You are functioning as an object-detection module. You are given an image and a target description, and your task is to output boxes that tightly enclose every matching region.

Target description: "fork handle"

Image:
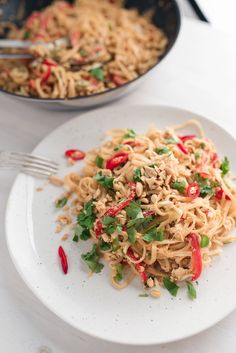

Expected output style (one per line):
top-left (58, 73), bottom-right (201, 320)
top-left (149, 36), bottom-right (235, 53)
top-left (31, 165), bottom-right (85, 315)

top-left (0, 39), bottom-right (32, 49)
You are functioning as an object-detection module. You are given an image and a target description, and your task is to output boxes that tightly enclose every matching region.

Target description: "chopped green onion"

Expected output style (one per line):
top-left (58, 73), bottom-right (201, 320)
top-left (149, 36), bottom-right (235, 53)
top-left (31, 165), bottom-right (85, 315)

top-left (154, 147), bottom-right (169, 155)
top-left (186, 281), bottom-right (197, 300)
top-left (124, 129), bottom-right (136, 139)
top-left (90, 67), bottom-right (104, 81)
top-left (95, 155), bottom-right (104, 168)
top-left (171, 180), bottom-right (187, 193)
top-left (200, 235), bottom-right (209, 248)
top-left (163, 277), bottom-right (179, 297)
top-left (55, 197), bottom-right (68, 208)
top-left (112, 237), bottom-right (120, 251)
top-left (114, 144), bottom-right (124, 151)
top-left (139, 293), bottom-right (149, 297)
top-left (115, 264), bottom-right (124, 282)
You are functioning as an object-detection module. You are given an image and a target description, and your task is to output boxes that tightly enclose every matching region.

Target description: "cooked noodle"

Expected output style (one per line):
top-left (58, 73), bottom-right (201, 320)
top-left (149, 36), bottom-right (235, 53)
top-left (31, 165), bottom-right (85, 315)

top-left (55, 120), bottom-right (236, 295)
top-left (0, 0), bottom-right (168, 98)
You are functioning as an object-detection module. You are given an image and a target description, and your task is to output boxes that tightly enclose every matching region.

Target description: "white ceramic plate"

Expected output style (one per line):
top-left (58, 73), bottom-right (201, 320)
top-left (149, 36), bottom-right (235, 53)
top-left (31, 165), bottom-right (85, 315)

top-left (5, 105), bottom-right (236, 346)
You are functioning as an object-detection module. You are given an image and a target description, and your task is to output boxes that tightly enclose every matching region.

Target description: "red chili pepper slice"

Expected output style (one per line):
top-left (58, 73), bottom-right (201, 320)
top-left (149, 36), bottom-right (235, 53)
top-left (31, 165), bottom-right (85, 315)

top-left (95, 219), bottom-right (103, 238)
top-left (42, 65), bottom-right (51, 82)
top-left (123, 140), bottom-right (140, 147)
top-left (177, 143), bottom-right (188, 155)
top-left (225, 195), bottom-right (231, 200)
top-left (40, 15), bottom-right (52, 31)
top-left (104, 182), bottom-right (136, 217)
top-left (188, 233), bottom-right (202, 281)
top-left (143, 210), bottom-right (155, 217)
top-left (215, 187), bottom-right (224, 200)
top-left (43, 58), bottom-right (58, 67)
top-left (199, 172), bottom-right (210, 179)
top-left (58, 246), bottom-right (68, 274)
top-left (187, 182), bottom-right (200, 200)
top-left (112, 74), bottom-right (126, 86)
top-left (106, 152), bottom-right (129, 170)
top-left (127, 248), bottom-right (147, 283)
top-left (179, 135), bottom-right (196, 142)
top-left (211, 152), bottom-right (220, 168)
top-left (65, 149), bottom-right (85, 161)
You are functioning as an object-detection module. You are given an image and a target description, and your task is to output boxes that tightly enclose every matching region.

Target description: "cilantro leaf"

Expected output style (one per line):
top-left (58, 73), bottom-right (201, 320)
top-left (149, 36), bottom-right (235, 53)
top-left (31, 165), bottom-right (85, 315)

top-left (102, 216), bottom-right (116, 225)
top-left (171, 180), bottom-right (187, 193)
top-left (95, 155), bottom-right (104, 168)
top-left (99, 239), bottom-right (112, 252)
top-left (154, 147), bottom-right (169, 155)
top-left (112, 237), bottom-right (120, 251)
top-left (116, 224), bottom-right (123, 234)
top-left (80, 229), bottom-right (91, 240)
top-left (73, 224), bottom-right (91, 241)
top-left (220, 157), bottom-right (230, 176)
top-left (186, 281), bottom-right (197, 300)
top-left (143, 228), bottom-right (164, 242)
top-left (133, 168), bottom-right (142, 182)
top-left (195, 174), bottom-right (215, 198)
top-left (126, 201), bottom-right (143, 219)
top-left (115, 264), bottom-right (124, 282)
top-left (95, 172), bottom-right (114, 189)
top-left (79, 48), bottom-right (87, 57)
top-left (194, 152), bottom-right (201, 159)
top-left (104, 224), bottom-right (116, 234)
top-left (81, 244), bottom-right (104, 273)
top-left (200, 235), bottom-right (209, 248)
top-left (55, 197), bottom-right (68, 208)
top-left (90, 67), bottom-right (104, 81)
top-left (72, 234), bottom-right (79, 242)
top-left (123, 129), bottom-right (136, 139)
top-left (163, 277), bottom-right (179, 297)
top-left (127, 226), bottom-right (136, 244)
top-left (114, 144), bottom-right (124, 151)
top-left (77, 200), bottom-right (96, 229)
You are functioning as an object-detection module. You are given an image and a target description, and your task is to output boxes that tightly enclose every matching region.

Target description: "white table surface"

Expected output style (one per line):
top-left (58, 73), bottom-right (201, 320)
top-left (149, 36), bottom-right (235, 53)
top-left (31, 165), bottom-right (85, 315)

top-left (1, 16), bottom-right (236, 353)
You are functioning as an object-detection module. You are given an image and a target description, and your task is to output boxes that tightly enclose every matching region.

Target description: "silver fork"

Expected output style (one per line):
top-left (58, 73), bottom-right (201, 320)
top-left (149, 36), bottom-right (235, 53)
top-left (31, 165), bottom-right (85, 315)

top-left (0, 151), bottom-right (59, 178)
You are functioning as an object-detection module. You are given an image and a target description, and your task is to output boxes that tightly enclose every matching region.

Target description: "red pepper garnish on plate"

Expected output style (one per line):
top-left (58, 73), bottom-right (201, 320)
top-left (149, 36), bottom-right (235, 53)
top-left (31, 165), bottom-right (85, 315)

top-left (95, 219), bottom-right (103, 238)
top-left (43, 58), bottom-right (58, 67)
top-left (112, 74), bottom-right (126, 86)
top-left (42, 65), bottom-right (52, 82)
top-left (65, 149), bottom-right (85, 161)
top-left (104, 182), bottom-right (136, 217)
top-left (58, 246), bottom-right (68, 274)
top-left (179, 135), bottom-right (196, 143)
top-left (106, 152), bottom-right (129, 170)
top-left (177, 143), bottom-right (188, 155)
top-left (188, 233), bottom-right (202, 281)
top-left (127, 248), bottom-right (147, 283)
top-left (187, 182), bottom-right (200, 200)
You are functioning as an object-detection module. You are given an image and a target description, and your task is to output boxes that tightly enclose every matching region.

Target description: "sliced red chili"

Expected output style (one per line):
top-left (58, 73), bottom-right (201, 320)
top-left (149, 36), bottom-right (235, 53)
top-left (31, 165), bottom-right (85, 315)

top-left (179, 135), bottom-right (196, 142)
top-left (127, 248), bottom-right (147, 283)
top-left (112, 74), bottom-right (126, 86)
top-left (143, 210), bottom-right (155, 217)
top-left (106, 152), bottom-right (129, 170)
top-left (42, 65), bottom-right (51, 82)
top-left (58, 246), bottom-right (68, 274)
top-left (225, 195), bottom-right (231, 201)
top-left (215, 187), bottom-right (224, 200)
top-left (123, 140), bottom-right (140, 147)
top-left (104, 182), bottom-right (136, 217)
top-left (188, 233), bottom-right (202, 281)
top-left (43, 58), bottom-right (58, 67)
top-left (187, 182), bottom-right (200, 200)
top-left (65, 149), bottom-right (85, 161)
top-left (177, 143), bottom-right (188, 155)
top-left (95, 219), bottom-right (103, 238)
top-left (199, 172), bottom-right (210, 179)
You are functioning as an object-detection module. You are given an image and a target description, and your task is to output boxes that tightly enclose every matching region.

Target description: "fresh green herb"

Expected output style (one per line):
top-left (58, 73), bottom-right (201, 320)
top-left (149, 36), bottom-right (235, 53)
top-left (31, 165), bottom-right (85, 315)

top-left (116, 224), bottom-right (123, 234)
top-left (79, 48), bottom-right (87, 57)
top-left (90, 67), bottom-right (104, 81)
top-left (171, 180), bottom-right (187, 193)
top-left (77, 200), bottom-right (96, 229)
top-left (126, 201), bottom-right (143, 220)
top-left (212, 181), bottom-right (221, 188)
top-left (195, 174), bottom-right (215, 198)
top-left (154, 147), bottom-right (169, 155)
top-left (99, 239), bottom-right (112, 252)
top-left (200, 142), bottom-right (205, 149)
top-left (143, 228), bottom-right (164, 242)
top-left (23, 31), bottom-right (31, 39)
top-left (123, 129), bottom-right (136, 139)
top-left (115, 264), bottom-right (124, 282)
top-left (186, 281), bottom-right (197, 300)
top-left (112, 237), bottom-right (120, 251)
top-left (55, 197), bottom-right (68, 208)
top-left (200, 235), bottom-right (209, 248)
top-left (104, 224), bottom-right (116, 235)
top-left (81, 244), bottom-right (104, 273)
top-left (80, 229), bottom-right (91, 240)
top-left (127, 227), bottom-right (136, 244)
top-left (163, 277), bottom-right (179, 297)
top-left (95, 155), bottom-right (104, 168)
top-left (194, 152), bottom-right (201, 159)
top-left (133, 168), bottom-right (142, 182)
top-left (220, 157), bottom-right (230, 176)
top-left (102, 216), bottom-right (116, 225)
top-left (114, 144), bottom-right (124, 151)
top-left (95, 172), bottom-right (114, 189)
top-left (72, 234), bottom-right (79, 242)
top-left (139, 293), bottom-right (149, 297)
top-left (165, 138), bottom-right (178, 144)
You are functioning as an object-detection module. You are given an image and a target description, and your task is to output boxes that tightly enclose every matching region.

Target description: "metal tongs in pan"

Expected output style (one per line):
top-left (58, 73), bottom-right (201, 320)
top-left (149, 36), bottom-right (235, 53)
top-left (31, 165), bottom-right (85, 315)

top-left (0, 38), bottom-right (69, 59)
